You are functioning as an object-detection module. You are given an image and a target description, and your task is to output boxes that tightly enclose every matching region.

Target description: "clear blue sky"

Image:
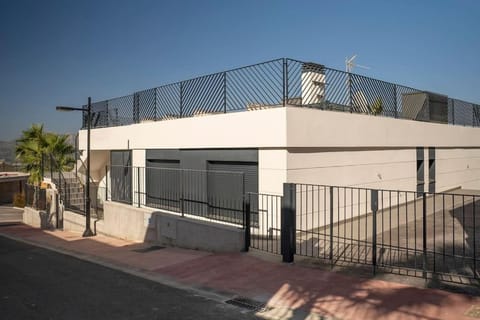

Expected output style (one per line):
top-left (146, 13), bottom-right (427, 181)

top-left (1, 0), bottom-right (479, 141)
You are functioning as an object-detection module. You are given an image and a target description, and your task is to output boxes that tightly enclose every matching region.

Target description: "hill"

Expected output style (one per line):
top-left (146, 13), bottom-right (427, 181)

top-left (0, 140), bottom-right (16, 163)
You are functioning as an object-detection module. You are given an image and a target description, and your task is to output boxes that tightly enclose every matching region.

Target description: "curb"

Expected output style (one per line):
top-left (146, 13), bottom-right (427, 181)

top-left (0, 232), bottom-right (233, 304)
top-left (0, 231), bottom-right (336, 320)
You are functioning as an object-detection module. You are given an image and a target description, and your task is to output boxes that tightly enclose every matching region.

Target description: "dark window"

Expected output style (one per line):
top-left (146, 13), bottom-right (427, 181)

top-left (428, 147), bottom-right (436, 193)
top-left (110, 150), bottom-right (132, 204)
top-left (416, 147), bottom-right (424, 195)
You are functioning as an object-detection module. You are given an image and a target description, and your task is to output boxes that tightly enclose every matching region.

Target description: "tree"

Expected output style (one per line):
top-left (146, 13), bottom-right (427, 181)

top-left (15, 124), bottom-right (75, 185)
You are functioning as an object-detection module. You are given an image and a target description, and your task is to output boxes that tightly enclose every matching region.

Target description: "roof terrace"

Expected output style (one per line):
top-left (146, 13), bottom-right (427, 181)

top-left (82, 58), bottom-right (480, 129)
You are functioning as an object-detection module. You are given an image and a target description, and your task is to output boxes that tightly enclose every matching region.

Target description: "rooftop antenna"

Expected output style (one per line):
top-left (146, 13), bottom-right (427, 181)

top-left (345, 55), bottom-right (370, 112)
top-left (345, 54), bottom-right (370, 73)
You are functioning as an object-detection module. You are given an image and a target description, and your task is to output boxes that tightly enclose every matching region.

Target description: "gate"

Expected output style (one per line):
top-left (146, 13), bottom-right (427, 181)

top-left (245, 192), bottom-right (282, 255)
top-left (247, 183), bottom-right (480, 283)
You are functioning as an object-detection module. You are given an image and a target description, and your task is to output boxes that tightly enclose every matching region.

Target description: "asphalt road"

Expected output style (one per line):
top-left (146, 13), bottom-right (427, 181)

top-left (0, 206), bottom-right (22, 225)
top-left (0, 236), bottom-right (258, 320)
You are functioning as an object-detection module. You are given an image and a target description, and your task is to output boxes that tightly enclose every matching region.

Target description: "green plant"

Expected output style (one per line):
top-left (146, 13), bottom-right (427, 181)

top-left (15, 124), bottom-right (75, 185)
top-left (371, 97), bottom-right (383, 115)
top-left (13, 192), bottom-right (26, 208)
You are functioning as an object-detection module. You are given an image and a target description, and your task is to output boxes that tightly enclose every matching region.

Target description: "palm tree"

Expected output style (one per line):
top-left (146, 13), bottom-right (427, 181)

top-left (44, 133), bottom-right (75, 171)
top-left (16, 124), bottom-right (46, 185)
top-left (16, 124), bottom-right (75, 185)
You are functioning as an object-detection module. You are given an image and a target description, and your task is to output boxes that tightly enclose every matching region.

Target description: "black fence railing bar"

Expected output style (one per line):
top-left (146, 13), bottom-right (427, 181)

top-left (25, 184), bottom-right (47, 211)
top-left (44, 153), bottom-right (103, 219)
top-left (79, 58), bottom-right (479, 130)
top-left (246, 192), bottom-right (282, 255)
top-left (107, 165), bottom-right (246, 227)
top-left (288, 183), bottom-right (480, 283)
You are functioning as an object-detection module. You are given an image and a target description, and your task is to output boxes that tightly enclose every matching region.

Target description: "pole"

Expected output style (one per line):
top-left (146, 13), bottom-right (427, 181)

top-left (244, 194), bottom-right (251, 252)
top-left (83, 97), bottom-right (94, 237)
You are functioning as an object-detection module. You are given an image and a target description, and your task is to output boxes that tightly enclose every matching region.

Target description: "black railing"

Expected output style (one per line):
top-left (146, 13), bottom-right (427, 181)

top-left (277, 183), bottom-right (480, 283)
top-left (81, 58), bottom-right (480, 129)
top-left (45, 153), bottom-right (103, 219)
top-left (107, 165), bottom-right (246, 226)
top-left (25, 184), bottom-right (47, 211)
top-left (246, 192), bottom-right (282, 254)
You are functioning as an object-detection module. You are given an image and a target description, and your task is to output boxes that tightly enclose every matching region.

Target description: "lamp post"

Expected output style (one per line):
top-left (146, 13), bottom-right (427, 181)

top-left (56, 97), bottom-right (94, 237)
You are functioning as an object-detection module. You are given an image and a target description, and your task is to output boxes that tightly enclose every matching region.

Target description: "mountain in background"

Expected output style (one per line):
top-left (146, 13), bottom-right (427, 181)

top-left (0, 140), bottom-right (16, 163)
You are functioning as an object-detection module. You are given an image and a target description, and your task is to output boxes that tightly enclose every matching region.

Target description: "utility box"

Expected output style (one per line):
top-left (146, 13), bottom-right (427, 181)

top-left (401, 91), bottom-right (448, 124)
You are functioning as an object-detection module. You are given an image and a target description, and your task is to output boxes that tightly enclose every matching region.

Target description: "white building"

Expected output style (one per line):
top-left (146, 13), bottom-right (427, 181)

top-left (70, 58), bottom-right (480, 246)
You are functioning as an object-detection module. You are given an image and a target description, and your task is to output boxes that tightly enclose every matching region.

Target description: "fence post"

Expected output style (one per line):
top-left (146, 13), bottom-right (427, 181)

top-left (371, 190), bottom-right (378, 275)
top-left (451, 99), bottom-right (455, 125)
top-left (105, 165), bottom-right (108, 201)
top-left (153, 89), bottom-right (157, 121)
top-left (281, 183), bottom-right (296, 263)
top-left (393, 85), bottom-right (398, 118)
top-left (137, 167), bottom-right (141, 208)
top-left (180, 82), bottom-right (184, 117)
top-left (422, 192), bottom-right (427, 279)
top-left (244, 194), bottom-right (251, 252)
top-left (223, 72), bottom-right (227, 113)
top-left (282, 58), bottom-right (287, 106)
top-left (329, 186), bottom-right (334, 268)
top-left (474, 197), bottom-right (477, 278)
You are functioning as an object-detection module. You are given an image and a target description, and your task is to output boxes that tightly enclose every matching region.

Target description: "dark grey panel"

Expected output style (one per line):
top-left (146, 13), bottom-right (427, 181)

top-left (145, 148), bottom-right (258, 224)
top-left (416, 147), bottom-right (424, 160)
top-left (428, 147), bottom-right (436, 193)
top-left (146, 160), bottom-right (181, 211)
top-left (146, 149), bottom-right (258, 171)
top-left (416, 147), bottom-right (424, 194)
top-left (110, 150), bottom-right (132, 204)
top-left (207, 161), bottom-right (258, 224)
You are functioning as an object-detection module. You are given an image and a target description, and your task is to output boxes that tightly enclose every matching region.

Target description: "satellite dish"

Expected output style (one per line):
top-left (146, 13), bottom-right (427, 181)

top-left (345, 55), bottom-right (370, 73)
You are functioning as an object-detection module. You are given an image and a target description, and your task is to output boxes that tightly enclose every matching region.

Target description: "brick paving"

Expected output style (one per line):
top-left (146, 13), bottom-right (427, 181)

top-left (1, 224), bottom-right (480, 320)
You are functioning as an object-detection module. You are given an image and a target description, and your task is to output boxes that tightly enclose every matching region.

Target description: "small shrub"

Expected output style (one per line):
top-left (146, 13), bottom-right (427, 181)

top-left (13, 192), bottom-right (26, 208)
top-left (371, 98), bottom-right (383, 115)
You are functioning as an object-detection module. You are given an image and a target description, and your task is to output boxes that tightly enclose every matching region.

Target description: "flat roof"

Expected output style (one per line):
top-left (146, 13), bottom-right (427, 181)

top-left (0, 172), bottom-right (30, 183)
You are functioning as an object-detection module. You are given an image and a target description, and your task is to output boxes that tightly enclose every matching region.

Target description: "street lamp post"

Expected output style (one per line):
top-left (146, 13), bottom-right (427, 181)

top-left (56, 97), bottom-right (94, 237)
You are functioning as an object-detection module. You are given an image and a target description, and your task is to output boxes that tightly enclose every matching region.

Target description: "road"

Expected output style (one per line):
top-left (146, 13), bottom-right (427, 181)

top-left (0, 236), bottom-right (258, 320)
top-left (0, 206), bottom-right (22, 225)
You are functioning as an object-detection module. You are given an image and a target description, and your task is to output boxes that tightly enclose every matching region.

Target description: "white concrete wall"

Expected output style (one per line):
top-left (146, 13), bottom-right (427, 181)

top-left (79, 107), bottom-right (480, 194)
top-left (287, 148), bottom-right (417, 191)
top-left (436, 148), bottom-right (480, 191)
top-left (79, 107), bottom-right (287, 151)
top-left (258, 149), bottom-right (287, 195)
top-left (95, 201), bottom-right (245, 251)
top-left (286, 107), bottom-right (480, 148)
top-left (76, 107), bottom-right (480, 235)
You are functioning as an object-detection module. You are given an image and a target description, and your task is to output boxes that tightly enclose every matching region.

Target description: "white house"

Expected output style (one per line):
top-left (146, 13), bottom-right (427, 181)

top-left (70, 58), bottom-right (480, 247)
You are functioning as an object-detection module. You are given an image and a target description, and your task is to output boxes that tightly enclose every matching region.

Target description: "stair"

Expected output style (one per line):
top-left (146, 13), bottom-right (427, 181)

top-left (52, 175), bottom-right (86, 214)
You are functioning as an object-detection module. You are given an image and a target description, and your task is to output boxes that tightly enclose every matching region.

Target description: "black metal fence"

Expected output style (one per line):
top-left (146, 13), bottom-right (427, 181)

top-left (246, 192), bottom-right (282, 254)
top-left (25, 184), bottom-right (46, 210)
top-left (107, 165), bottom-right (246, 226)
top-left (82, 58), bottom-right (479, 129)
top-left (45, 153), bottom-right (103, 219)
top-left (251, 183), bottom-right (480, 284)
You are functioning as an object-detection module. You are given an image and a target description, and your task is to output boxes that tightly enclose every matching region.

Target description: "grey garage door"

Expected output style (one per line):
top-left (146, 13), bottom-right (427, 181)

top-left (207, 161), bottom-right (258, 224)
top-left (146, 159), bottom-right (181, 212)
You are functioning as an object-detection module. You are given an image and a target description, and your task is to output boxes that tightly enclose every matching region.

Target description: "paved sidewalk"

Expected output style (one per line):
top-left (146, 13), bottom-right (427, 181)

top-left (1, 224), bottom-right (479, 320)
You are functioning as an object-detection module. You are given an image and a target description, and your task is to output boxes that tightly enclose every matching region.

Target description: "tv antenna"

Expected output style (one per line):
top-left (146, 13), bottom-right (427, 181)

top-left (345, 54), bottom-right (370, 73)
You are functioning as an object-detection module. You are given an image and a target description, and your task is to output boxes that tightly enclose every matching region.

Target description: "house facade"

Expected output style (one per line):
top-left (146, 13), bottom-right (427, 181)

top-left (71, 58), bottom-right (480, 244)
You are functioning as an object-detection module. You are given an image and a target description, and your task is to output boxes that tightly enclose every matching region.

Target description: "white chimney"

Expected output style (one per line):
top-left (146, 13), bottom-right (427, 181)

top-left (301, 63), bottom-right (326, 106)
